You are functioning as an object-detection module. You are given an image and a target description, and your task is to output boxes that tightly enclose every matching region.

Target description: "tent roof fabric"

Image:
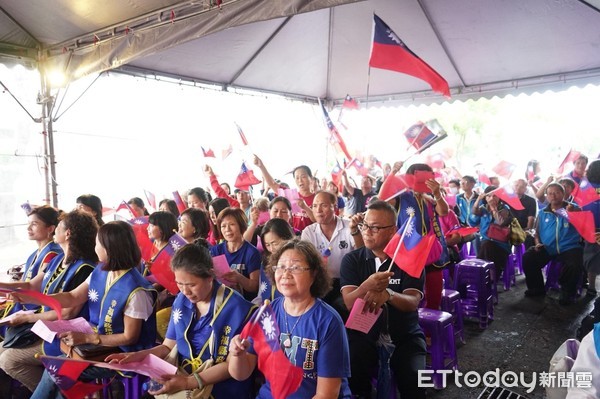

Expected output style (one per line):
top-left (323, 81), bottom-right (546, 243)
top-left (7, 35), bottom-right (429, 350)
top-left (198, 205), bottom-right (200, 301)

top-left (1, 0), bottom-right (600, 105)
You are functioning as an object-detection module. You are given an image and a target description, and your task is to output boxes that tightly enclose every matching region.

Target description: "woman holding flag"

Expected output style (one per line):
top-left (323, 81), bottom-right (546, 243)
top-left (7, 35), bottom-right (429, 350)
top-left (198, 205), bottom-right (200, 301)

top-left (395, 163), bottom-right (449, 310)
top-left (0, 210), bottom-right (97, 393)
top-left (228, 239), bottom-right (352, 399)
top-left (107, 241), bottom-right (255, 399)
top-left (28, 220), bottom-right (157, 399)
top-left (470, 185), bottom-right (513, 281)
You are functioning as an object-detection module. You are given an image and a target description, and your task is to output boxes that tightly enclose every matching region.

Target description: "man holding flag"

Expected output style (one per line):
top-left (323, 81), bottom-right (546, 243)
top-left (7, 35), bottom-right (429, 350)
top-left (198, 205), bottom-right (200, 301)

top-left (340, 200), bottom-right (426, 399)
top-left (523, 183), bottom-right (585, 305)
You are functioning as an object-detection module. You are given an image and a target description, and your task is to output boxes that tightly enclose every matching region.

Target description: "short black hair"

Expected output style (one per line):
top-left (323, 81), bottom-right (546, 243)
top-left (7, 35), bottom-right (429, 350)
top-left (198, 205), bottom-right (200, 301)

top-left (171, 243), bottom-right (214, 279)
top-left (76, 194), bottom-right (104, 226)
top-left (98, 221), bottom-right (141, 271)
top-left (293, 165), bottom-right (313, 179)
top-left (148, 211), bottom-right (178, 242)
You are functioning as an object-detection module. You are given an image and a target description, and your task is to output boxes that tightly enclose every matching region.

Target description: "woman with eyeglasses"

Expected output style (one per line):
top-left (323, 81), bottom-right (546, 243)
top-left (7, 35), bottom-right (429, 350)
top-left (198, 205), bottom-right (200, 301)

top-left (228, 239), bottom-right (352, 399)
top-left (106, 242), bottom-right (255, 398)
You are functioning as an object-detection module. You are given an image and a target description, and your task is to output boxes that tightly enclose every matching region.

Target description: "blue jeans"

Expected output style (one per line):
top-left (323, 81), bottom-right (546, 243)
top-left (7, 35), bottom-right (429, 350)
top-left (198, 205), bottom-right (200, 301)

top-left (31, 361), bottom-right (116, 399)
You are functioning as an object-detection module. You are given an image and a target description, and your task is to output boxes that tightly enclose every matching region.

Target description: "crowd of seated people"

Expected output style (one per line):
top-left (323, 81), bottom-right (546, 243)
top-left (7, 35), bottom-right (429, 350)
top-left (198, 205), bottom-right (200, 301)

top-left (0, 151), bottom-right (598, 399)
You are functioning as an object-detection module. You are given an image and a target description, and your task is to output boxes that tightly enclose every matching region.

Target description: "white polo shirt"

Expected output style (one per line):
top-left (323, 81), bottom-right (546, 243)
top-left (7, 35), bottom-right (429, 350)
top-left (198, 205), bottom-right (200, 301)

top-left (301, 216), bottom-right (355, 279)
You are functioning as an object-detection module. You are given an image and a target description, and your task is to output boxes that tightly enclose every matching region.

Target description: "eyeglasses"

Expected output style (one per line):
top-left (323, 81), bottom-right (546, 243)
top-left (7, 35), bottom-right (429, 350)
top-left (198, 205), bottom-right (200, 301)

top-left (272, 265), bottom-right (312, 274)
top-left (357, 223), bottom-right (395, 234)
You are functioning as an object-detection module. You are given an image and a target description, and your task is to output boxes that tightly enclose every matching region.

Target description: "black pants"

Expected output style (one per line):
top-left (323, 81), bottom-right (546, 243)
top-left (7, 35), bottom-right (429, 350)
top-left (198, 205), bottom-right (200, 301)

top-left (523, 246), bottom-right (583, 295)
top-left (347, 329), bottom-right (427, 398)
top-left (477, 240), bottom-right (509, 276)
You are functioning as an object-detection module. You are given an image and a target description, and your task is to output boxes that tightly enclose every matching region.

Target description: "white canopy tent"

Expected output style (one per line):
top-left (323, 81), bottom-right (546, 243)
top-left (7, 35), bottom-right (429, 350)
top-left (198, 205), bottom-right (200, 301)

top-left (2, 0), bottom-right (600, 105)
top-left (1, 0), bottom-right (600, 206)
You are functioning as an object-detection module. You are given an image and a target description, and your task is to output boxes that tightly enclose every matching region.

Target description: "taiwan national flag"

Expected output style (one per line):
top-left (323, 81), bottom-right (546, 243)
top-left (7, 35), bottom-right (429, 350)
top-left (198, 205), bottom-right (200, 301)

top-left (572, 179), bottom-right (600, 208)
top-left (369, 14), bottom-right (450, 97)
top-left (403, 122), bottom-right (436, 152)
top-left (144, 190), bottom-right (157, 210)
top-left (115, 200), bottom-right (134, 218)
top-left (201, 146), bottom-right (216, 158)
top-left (378, 173), bottom-right (409, 201)
top-left (383, 217), bottom-right (436, 278)
top-left (492, 160), bottom-right (517, 180)
top-left (556, 149), bottom-right (581, 175)
top-left (172, 191), bottom-right (188, 213)
top-left (241, 302), bottom-right (303, 399)
top-left (554, 208), bottom-right (596, 243)
top-left (235, 123), bottom-right (249, 146)
top-left (347, 157), bottom-right (370, 177)
top-left (489, 186), bottom-right (525, 211)
top-left (234, 162), bottom-right (262, 191)
top-left (342, 94), bottom-right (359, 110)
top-left (331, 162), bottom-right (343, 191)
top-left (129, 216), bottom-right (153, 262)
top-left (149, 234), bottom-right (187, 294)
top-left (39, 355), bottom-right (103, 399)
top-left (320, 100), bottom-right (353, 161)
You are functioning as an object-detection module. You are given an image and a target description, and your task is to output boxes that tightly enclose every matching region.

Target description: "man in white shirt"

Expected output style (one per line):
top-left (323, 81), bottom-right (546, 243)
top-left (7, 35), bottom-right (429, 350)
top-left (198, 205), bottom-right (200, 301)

top-left (301, 190), bottom-right (358, 318)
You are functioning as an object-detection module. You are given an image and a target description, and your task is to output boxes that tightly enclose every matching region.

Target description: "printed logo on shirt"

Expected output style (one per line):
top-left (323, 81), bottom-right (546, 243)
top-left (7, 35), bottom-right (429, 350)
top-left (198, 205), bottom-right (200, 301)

top-left (339, 240), bottom-right (348, 249)
top-left (231, 263), bottom-right (246, 273)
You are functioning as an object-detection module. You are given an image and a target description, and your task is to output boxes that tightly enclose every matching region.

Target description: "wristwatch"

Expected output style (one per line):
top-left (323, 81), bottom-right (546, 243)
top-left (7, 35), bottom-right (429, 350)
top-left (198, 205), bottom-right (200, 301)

top-left (386, 288), bottom-right (396, 302)
top-left (350, 229), bottom-right (360, 236)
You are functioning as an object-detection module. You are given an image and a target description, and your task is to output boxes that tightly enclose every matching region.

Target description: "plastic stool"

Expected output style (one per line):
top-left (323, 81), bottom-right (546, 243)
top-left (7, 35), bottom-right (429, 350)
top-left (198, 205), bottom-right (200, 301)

top-left (441, 288), bottom-right (465, 344)
top-left (513, 244), bottom-right (525, 275)
top-left (103, 374), bottom-right (148, 399)
top-left (453, 259), bottom-right (495, 329)
top-left (418, 308), bottom-right (458, 389)
top-left (503, 254), bottom-right (517, 291)
top-left (544, 260), bottom-right (583, 296)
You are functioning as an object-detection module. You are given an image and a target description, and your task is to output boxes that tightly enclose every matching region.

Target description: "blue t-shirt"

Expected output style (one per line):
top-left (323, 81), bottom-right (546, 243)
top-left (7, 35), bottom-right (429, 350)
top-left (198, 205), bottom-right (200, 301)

top-left (210, 241), bottom-right (261, 300)
top-left (252, 297), bottom-right (352, 399)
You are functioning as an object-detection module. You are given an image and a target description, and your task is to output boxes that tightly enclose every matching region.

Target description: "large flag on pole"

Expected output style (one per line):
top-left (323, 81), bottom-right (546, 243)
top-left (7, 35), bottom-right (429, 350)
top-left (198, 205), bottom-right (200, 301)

top-left (369, 14), bottom-right (450, 97)
top-left (320, 100), bottom-right (353, 161)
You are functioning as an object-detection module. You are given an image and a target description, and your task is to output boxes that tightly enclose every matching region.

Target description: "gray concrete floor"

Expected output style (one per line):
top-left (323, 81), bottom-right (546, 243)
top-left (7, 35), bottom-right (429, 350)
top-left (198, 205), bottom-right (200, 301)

top-left (427, 274), bottom-right (595, 399)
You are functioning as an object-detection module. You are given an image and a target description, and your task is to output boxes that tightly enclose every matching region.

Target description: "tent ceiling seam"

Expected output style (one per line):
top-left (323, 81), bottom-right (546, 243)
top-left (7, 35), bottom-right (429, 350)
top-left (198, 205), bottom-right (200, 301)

top-left (45, 0), bottom-right (240, 54)
top-left (325, 7), bottom-right (334, 101)
top-left (416, 0), bottom-right (466, 88)
top-left (228, 16), bottom-right (292, 86)
top-left (0, 5), bottom-right (41, 47)
top-left (577, 0), bottom-right (600, 14)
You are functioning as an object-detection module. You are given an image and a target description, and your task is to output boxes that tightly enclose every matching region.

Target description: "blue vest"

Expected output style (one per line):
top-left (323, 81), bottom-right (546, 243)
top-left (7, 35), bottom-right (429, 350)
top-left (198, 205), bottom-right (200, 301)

top-left (0, 242), bottom-right (63, 337)
top-left (398, 192), bottom-right (449, 267)
top-left (41, 256), bottom-right (95, 355)
top-left (538, 205), bottom-right (583, 256)
top-left (87, 266), bottom-right (157, 352)
top-left (171, 283), bottom-right (255, 398)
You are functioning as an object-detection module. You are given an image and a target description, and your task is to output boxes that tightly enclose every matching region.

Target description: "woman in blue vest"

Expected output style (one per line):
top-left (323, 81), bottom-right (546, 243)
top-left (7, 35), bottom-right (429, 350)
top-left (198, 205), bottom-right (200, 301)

top-left (395, 163), bottom-right (449, 310)
top-left (470, 185), bottom-right (513, 280)
top-left (0, 206), bottom-right (62, 338)
top-left (107, 241), bottom-right (255, 398)
top-left (0, 210), bottom-right (97, 393)
top-left (28, 220), bottom-right (157, 399)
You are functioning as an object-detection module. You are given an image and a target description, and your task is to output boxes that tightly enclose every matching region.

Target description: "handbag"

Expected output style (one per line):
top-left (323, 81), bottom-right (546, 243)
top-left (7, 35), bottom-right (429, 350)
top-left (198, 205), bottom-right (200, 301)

top-left (2, 323), bottom-right (40, 348)
top-left (509, 218), bottom-right (527, 245)
top-left (486, 223), bottom-right (510, 243)
top-left (61, 341), bottom-right (122, 362)
top-left (154, 345), bottom-right (215, 399)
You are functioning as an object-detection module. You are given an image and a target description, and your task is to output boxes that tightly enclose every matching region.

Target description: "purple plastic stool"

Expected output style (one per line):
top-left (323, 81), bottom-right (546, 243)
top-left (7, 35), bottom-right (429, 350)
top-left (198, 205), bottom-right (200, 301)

top-left (513, 244), bottom-right (525, 275)
top-left (453, 259), bottom-right (495, 329)
top-left (441, 288), bottom-right (465, 344)
top-left (503, 254), bottom-right (517, 291)
top-left (544, 260), bottom-right (583, 296)
top-left (418, 308), bottom-right (458, 389)
top-left (103, 374), bottom-right (148, 399)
